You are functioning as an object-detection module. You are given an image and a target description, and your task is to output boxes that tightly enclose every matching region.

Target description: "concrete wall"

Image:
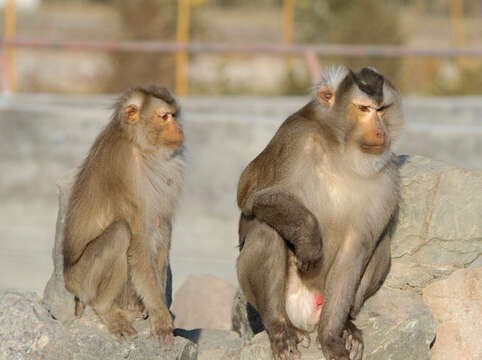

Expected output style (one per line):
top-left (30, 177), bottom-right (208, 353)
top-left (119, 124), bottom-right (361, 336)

top-left (0, 94), bottom-right (480, 296)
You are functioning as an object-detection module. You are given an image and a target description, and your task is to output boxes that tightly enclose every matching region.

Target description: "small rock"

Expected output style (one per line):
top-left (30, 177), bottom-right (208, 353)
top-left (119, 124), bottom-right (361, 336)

top-left (172, 274), bottom-right (236, 330)
top-left (231, 290), bottom-right (264, 343)
top-left (197, 329), bottom-right (242, 360)
top-left (240, 332), bottom-right (324, 360)
top-left (423, 267), bottom-right (482, 360)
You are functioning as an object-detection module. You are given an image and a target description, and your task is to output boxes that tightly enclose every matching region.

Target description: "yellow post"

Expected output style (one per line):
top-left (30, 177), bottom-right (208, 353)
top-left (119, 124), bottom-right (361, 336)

top-left (449, 0), bottom-right (465, 46)
top-left (4, 0), bottom-right (17, 93)
top-left (282, 0), bottom-right (294, 46)
top-left (282, 0), bottom-right (294, 71)
top-left (176, 0), bottom-right (190, 96)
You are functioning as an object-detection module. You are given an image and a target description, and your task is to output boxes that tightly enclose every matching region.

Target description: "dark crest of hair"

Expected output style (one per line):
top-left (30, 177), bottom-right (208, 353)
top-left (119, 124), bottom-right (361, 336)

top-left (112, 85), bottom-right (178, 121)
top-left (352, 68), bottom-right (384, 103)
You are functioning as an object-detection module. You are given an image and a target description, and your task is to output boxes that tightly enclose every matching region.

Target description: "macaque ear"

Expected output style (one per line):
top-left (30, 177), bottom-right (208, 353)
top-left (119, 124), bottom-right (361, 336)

top-left (123, 104), bottom-right (139, 124)
top-left (317, 84), bottom-right (335, 107)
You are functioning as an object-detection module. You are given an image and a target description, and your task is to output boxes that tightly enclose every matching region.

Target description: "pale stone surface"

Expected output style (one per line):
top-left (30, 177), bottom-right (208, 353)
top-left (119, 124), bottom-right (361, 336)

top-left (0, 290), bottom-right (198, 360)
top-left (355, 287), bottom-right (434, 360)
top-left (197, 329), bottom-right (242, 360)
top-left (423, 268), bottom-right (482, 360)
top-left (240, 332), bottom-right (324, 360)
top-left (172, 275), bottom-right (237, 330)
top-left (42, 170), bottom-right (76, 323)
top-left (387, 155), bottom-right (482, 292)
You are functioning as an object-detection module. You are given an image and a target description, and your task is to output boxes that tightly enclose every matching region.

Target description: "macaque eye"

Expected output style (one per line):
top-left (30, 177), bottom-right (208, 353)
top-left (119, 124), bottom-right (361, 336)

top-left (356, 105), bottom-right (370, 112)
top-left (377, 104), bottom-right (392, 113)
top-left (158, 112), bottom-right (172, 121)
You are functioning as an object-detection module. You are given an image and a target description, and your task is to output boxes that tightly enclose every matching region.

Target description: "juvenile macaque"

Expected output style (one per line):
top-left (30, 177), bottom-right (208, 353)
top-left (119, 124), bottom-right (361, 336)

top-left (237, 66), bottom-right (402, 360)
top-left (63, 85), bottom-right (184, 344)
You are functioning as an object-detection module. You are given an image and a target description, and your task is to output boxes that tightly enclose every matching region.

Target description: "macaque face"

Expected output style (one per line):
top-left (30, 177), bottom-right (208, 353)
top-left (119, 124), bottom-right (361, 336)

top-left (144, 97), bottom-right (184, 149)
top-left (350, 94), bottom-right (392, 155)
top-left (124, 96), bottom-right (184, 150)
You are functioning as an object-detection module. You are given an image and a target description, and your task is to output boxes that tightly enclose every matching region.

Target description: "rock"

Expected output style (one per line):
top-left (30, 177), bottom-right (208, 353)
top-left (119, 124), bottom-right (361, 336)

top-left (174, 328), bottom-right (242, 359)
top-left (240, 332), bottom-right (323, 360)
top-left (172, 275), bottom-right (236, 331)
top-left (355, 287), bottom-right (435, 360)
top-left (423, 268), bottom-right (482, 360)
top-left (42, 170), bottom-right (77, 323)
top-left (231, 290), bottom-right (264, 343)
top-left (198, 329), bottom-right (242, 360)
top-left (42, 169), bottom-right (173, 323)
top-left (388, 155), bottom-right (482, 292)
top-left (0, 290), bottom-right (197, 360)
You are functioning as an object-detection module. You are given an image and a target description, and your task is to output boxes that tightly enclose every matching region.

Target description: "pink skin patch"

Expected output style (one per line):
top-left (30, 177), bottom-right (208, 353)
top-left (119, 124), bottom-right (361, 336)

top-left (156, 217), bottom-right (161, 229)
top-left (315, 293), bottom-right (324, 308)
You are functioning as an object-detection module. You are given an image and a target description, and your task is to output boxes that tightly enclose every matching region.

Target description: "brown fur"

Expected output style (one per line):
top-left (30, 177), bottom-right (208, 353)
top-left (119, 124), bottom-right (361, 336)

top-left (63, 85), bottom-right (184, 344)
top-left (236, 66), bottom-right (402, 360)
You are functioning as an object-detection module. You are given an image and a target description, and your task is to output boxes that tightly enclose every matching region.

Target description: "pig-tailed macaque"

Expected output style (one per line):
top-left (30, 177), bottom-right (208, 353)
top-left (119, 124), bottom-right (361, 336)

top-left (237, 66), bottom-right (402, 360)
top-left (63, 86), bottom-right (184, 344)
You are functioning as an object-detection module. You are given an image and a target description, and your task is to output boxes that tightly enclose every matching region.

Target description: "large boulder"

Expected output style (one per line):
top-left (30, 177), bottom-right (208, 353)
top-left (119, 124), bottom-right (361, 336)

top-left (423, 268), bottom-right (482, 360)
top-left (172, 275), bottom-right (237, 330)
top-left (234, 155), bottom-right (481, 359)
top-left (387, 155), bottom-right (482, 293)
top-left (0, 290), bottom-right (197, 360)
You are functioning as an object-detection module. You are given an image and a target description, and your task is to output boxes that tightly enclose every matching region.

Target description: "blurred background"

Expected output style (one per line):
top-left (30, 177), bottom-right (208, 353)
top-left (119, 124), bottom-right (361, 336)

top-left (0, 0), bottom-right (481, 299)
top-left (0, 0), bottom-right (481, 95)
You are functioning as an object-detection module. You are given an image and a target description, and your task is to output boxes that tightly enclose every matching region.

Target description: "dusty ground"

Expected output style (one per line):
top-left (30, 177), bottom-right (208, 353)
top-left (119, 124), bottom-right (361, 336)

top-left (0, 94), bottom-right (480, 297)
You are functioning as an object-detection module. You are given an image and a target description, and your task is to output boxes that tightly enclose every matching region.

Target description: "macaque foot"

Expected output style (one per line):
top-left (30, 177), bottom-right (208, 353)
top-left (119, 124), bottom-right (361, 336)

top-left (100, 308), bottom-right (137, 341)
top-left (295, 329), bottom-right (311, 348)
top-left (123, 308), bottom-right (148, 321)
top-left (318, 334), bottom-right (351, 360)
top-left (268, 326), bottom-right (301, 360)
top-left (342, 321), bottom-right (363, 360)
top-left (150, 309), bottom-right (174, 346)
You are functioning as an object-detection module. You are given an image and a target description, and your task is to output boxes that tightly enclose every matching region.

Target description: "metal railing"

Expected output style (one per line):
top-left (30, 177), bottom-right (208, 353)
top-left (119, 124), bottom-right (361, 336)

top-left (2, 38), bottom-right (481, 94)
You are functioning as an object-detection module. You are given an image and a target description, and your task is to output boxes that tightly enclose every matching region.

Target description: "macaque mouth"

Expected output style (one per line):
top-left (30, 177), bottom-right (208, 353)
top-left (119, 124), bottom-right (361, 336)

top-left (163, 139), bottom-right (183, 148)
top-left (360, 144), bottom-right (385, 154)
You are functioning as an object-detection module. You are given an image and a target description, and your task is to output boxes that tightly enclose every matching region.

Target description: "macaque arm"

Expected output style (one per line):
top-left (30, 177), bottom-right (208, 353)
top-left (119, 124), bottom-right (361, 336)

top-left (237, 121), bottom-right (324, 271)
top-left (239, 185), bottom-right (322, 272)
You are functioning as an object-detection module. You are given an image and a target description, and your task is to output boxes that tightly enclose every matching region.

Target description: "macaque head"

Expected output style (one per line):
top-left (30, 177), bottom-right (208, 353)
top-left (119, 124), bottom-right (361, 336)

top-left (316, 66), bottom-right (402, 168)
top-left (119, 86), bottom-right (184, 151)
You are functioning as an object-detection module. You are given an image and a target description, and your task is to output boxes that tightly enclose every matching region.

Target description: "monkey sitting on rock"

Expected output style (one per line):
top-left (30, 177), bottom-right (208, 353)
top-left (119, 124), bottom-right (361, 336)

top-left (63, 85), bottom-right (184, 345)
top-left (237, 66), bottom-right (403, 360)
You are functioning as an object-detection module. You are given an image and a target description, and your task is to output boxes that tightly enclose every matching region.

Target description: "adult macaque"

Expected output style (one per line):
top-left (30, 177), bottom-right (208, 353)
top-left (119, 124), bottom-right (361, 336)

top-left (63, 86), bottom-right (184, 344)
top-left (237, 67), bottom-right (402, 360)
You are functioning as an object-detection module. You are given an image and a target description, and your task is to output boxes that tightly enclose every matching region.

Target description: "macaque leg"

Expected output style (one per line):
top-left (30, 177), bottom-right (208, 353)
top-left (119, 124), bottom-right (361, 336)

top-left (155, 218), bottom-right (172, 302)
top-left (129, 232), bottom-right (173, 345)
top-left (317, 236), bottom-right (375, 360)
top-left (66, 221), bottom-right (136, 340)
top-left (238, 219), bottom-right (301, 360)
top-left (352, 232), bottom-right (391, 317)
top-left (118, 283), bottom-right (146, 319)
top-left (338, 232), bottom-right (391, 360)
